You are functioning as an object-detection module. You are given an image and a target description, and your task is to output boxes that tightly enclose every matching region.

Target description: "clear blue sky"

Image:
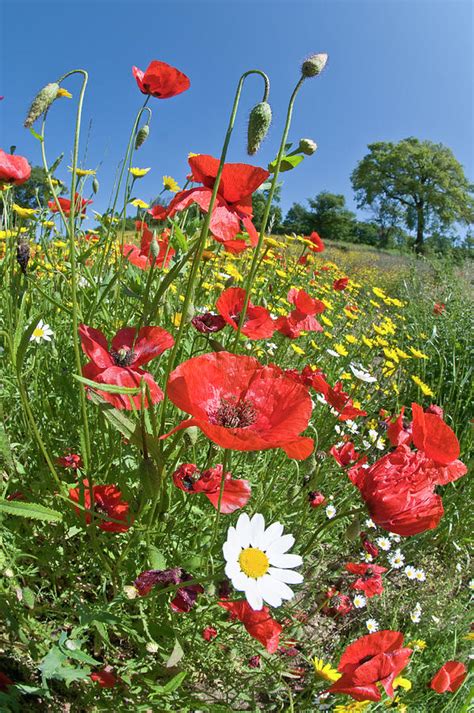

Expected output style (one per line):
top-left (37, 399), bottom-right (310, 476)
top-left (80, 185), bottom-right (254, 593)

top-left (1, 0), bottom-right (473, 220)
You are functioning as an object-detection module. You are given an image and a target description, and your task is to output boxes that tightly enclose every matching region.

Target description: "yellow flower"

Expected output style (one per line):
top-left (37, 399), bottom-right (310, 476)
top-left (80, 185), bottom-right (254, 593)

top-left (42, 221), bottom-right (55, 228)
top-left (411, 375), bottom-right (434, 397)
top-left (321, 315), bottom-right (333, 327)
top-left (395, 348), bottom-right (411, 359)
top-left (276, 269), bottom-right (287, 278)
top-left (393, 676), bottom-right (412, 691)
top-left (463, 632), bottom-right (474, 641)
top-left (362, 336), bottom-right (374, 348)
top-left (370, 299), bottom-right (381, 308)
top-left (188, 152), bottom-right (199, 158)
top-left (335, 343), bottom-right (348, 357)
top-left (225, 263), bottom-right (243, 282)
top-left (334, 702), bottom-right (371, 712)
top-left (409, 347), bottom-right (429, 359)
top-left (264, 236), bottom-right (281, 248)
top-left (129, 167), bottom-right (151, 178)
top-left (173, 313), bottom-right (182, 327)
top-left (69, 166), bottom-right (96, 176)
top-left (345, 334), bottom-right (358, 344)
top-left (372, 286), bottom-right (387, 299)
top-left (313, 658), bottom-right (340, 683)
top-left (13, 204), bottom-right (38, 219)
top-left (130, 198), bottom-right (150, 209)
top-left (341, 372), bottom-right (352, 380)
top-left (407, 639), bottom-right (427, 650)
top-left (344, 309), bottom-right (358, 320)
top-left (163, 175), bottom-right (180, 193)
top-left (324, 331), bottom-right (333, 339)
top-left (57, 87), bottom-right (72, 99)
top-left (291, 344), bottom-right (305, 355)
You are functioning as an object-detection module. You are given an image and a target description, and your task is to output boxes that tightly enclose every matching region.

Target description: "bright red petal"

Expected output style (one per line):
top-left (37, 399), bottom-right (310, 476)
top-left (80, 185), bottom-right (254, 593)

top-left (412, 403), bottom-right (460, 464)
top-left (79, 324), bottom-right (113, 368)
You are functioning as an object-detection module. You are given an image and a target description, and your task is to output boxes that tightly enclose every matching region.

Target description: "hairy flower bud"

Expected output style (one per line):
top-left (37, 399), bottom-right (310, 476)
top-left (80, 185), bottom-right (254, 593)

top-left (301, 53), bottom-right (328, 78)
top-left (135, 125), bottom-right (150, 150)
top-left (24, 83), bottom-right (60, 128)
top-left (247, 102), bottom-right (272, 156)
top-left (92, 177), bottom-right (99, 194)
top-left (16, 239), bottom-right (30, 275)
top-left (298, 138), bottom-right (318, 155)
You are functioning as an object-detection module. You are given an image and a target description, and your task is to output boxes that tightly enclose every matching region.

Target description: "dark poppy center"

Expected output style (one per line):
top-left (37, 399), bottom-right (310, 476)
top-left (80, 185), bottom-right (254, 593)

top-left (359, 655), bottom-right (373, 665)
top-left (111, 347), bottom-right (135, 367)
top-left (208, 396), bottom-right (257, 429)
top-left (94, 502), bottom-right (109, 517)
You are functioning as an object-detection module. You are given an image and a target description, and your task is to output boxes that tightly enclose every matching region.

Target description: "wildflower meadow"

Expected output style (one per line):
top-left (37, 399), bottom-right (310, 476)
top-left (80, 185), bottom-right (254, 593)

top-left (0, 48), bottom-right (473, 713)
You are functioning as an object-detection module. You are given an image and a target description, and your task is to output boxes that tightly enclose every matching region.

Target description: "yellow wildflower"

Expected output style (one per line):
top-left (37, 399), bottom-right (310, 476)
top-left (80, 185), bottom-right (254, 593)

top-left (130, 198), bottom-right (149, 209)
top-left (69, 166), bottom-right (96, 176)
top-left (407, 639), bottom-right (427, 650)
top-left (313, 658), bottom-right (340, 683)
top-left (324, 331), bottom-right (333, 340)
top-left (13, 204), bottom-right (38, 218)
top-left (393, 676), bottom-right (412, 691)
top-left (411, 375), bottom-right (434, 397)
top-left (291, 344), bottom-right (305, 356)
top-left (344, 308), bottom-right (358, 320)
top-left (129, 167), bottom-right (151, 178)
top-left (409, 347), bottom-right (429, 359)
top-left (341, 372), bottom-right (352, 380)
top-left (173, 313), bottom-right (182, 327)
top-left (362, 336), bottom-right (374, 348)
top-left (372, 286), bottom-right (387, 299)
top-left (321, 315), bottom-right (333, 327)
top-left (345, 335), bottom-right (358, 345)
top-left (276, 269), bottom-right (287, 278)
top-left (42, 221), bottom-right (55, 228)
top-left (334, 702), bottom-right (371, 712)
top-left (370, 299), bottom-right (381, 308)
top-left (163, 175), bottom-right (180, 192)
top-left (395, 348), bottom-right (411, 359)
top-left (57, 87), bottom-right (72, 99)
top-left (335, 343), bottom-right (348, 357)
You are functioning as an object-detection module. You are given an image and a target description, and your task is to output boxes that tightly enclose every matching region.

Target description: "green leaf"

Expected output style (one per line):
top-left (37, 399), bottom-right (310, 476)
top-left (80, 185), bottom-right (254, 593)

top-left (148, 545), bottom-right (166, 570)
top-left (73, 373), bottom-right (141, 395)
top-left (268, 154), bottom-right (304, 173)
top-left (0, 499), bottom-right (63, 522)
top-left (29, 127), bottom-right (44, 142)
top-left (22, 587), bottom-right (35, 609)
top-left (169, 220), bottom-right (188, 252)
top-left (160, 671), bottom-right (187, 694)
top-left (166, 639), bottom-right (184, 668)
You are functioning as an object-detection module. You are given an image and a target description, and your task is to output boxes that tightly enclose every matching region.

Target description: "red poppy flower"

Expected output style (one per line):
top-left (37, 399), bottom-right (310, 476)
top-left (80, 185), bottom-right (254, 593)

top-left (79, 323), bottom-right (173, 410)
top-left (132, 60), bottom-right (190, 99)
top-left (345, 563), bottom-right (387, 598)
top-left (172, 463), bottom-right (251, 514)
top-left (191, 312), bottom-right (227, 334)
top-left (385, 407), bottom-right (412, 447)
top-left (57, 452), bottom-right (83, 470)
top-left (202, 626), bottom-right (218, 641)
top-left (219, 600), bottom-right (283, 653)
top-left (333, 277), bottom-right (349, 291)
top-left (123, 221), bottom-right (175, 271)
top-left (430, 661), bottom-right (467, 693)
top-left (48, 193), bottom-right (92, 217)
top-left (69, 479), bottom-right (132, 532)
top-left (348, 444), bottom-right (467, 536)
top-left (167, 154), bottom-right (269, 252)
top-left (308, 491), bottom-right (326, 508)
top-left (0, 149), bottom-right (31, 186)
top-left (433, 302), bottom-right (446, 315)
top-left (275, 288), bottom-right (325, 339)
top-left (216, 287), bottom-right (275, 340)
top-left (322, 588), bottom-right (353, 617)
top-left (411, 402), bottom-right (460, 466)
top-left (148, 204), bottom-right (168, 220)
top-left (307, 231), bottom-right (325, 253)
top-left (330, 441), bottom-right (360, 467)
top-left (316, 380), bottom-right (367, 421)
top-left (90, 668), bottom-right (118, 688)
top-left (326, 630), bottom-right (412, 702)
top-left (165, 351), bottom-right (314, 460)
top-left (134, 567), bottom-right (203, 612)
top-left (360, 533), bottom-right (379, 558)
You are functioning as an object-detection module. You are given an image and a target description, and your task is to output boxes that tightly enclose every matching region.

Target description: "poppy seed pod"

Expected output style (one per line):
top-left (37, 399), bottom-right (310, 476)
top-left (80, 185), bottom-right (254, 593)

top-left (298, 138), bottom-right (318, 155)
top-left (247, 102), bottom-right (272, 156)
top-left (135, 125), bottom-right (150, 150)
top-left (24, 82), bottom-right (60, 128)
top-left (301, 53), bottom-right (328, 78)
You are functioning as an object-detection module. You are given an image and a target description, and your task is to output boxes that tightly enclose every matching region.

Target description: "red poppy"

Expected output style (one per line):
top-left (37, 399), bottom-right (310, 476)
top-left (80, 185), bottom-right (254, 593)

top-left (219, 600), bottom-right (283, 653)
top-left (411, 402), bottom-right (460, 466)
top-left (333, 277), bottom-right (349, 291)
top-left (275, 288), bottom-right (324, 339)
top-left (360, 533), bottom-right (379, 558)
top-left (172, 463), bottom-right (251, 514)
top-left (79, 323), bottom-right (173, 410)
top-left (48, 193), bottom-right (92, 217)
top-left (314, 379), bottom-right (367, 421)
top-left (307, 231), bottom-right (325, 253)
top-left (57, 452), bottom-right (83, 470)
top-left (322, 588), bottom-right (353, 617)
top-left (148, 204), bottom-right (168, 220)
top-left (326, 630), bottom-right (412, 702)
top-left (90, 668), bottom-right (118, 688)
top-left (191, 312), bottom-right (227, 334)
top-left (308, 491), bottom-right (326, 508)
top-left (0, 148), bottom-right (31, 185)
top-left (433, 302), bottom-right (446, 315)
top-left (430, 661), bottom-right (467, 693)
top-left (330, 441), bottom-right (360, 467)
top-left (216, 287), bottom-right (275, 340)
top-left (132, 60), bottom-right (190, 99)
top-left (134, 567), bottom-right (203, 612)
top-left (349, 444), bottom-right (467, 536)
top-left (69, 480), bottom-right (132, 532)
top-left (167, 154), bottom-right (269, 252)
top-left (165, 351), bottom-right (314, 460)
top-left (384, 407), bottom-right (412, 447)
top-left (202, 626), bottom-right (218, 641)
top-left (123, 221), bottom-right (175, 271)
top-left (345, 563), bottom-right (387, 598)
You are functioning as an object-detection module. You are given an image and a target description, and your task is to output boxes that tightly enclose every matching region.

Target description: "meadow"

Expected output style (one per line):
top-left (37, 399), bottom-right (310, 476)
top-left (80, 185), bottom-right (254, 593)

top-left (0, 56), bottom-right (472, 712)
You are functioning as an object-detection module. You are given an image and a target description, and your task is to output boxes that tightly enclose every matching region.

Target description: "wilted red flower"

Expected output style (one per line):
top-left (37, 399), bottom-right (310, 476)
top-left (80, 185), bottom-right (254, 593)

top-left (79, 323), bottom-right (173, 410)
top-left (148, 204), bottom-right (168, 220)
top-left (360, 533), bottom-right (379, 558)
top-left (216, 287), bottom-right (275, 340)
top-left (57, 453), bottom-right (83, 470)
top-left (0, 148), bottom-right (31, 185)
top-left (345, 562), bottom-right (387, 598)
top-left (219, 600), bottom-right (283, 653)
top-left (69, 479), bottom-right (132, 532)
top-left (0, 672), bottom-right (13, 691)
top-left (384, 407), bottom-right (412, 447)
top-left (326, 630), bottom-right (412, 702)
top-left (430, 660), bottom-right (467, 693)
top-left (167, 154), bottom-right (269, 253)
top-left (322, 587), bottom-right (353, 617)
top-left (330, 441), bottom-right (360, 467)
top-left (333, 277), bottom-right (349, 291)
top-left (123, 221), bottom-right (175, 271)
top-left (134, 567), bottom-right (203, 612)
top-left (308, 491), bottom-right (326, 508)
top-left (191, 311), bottom-right (227, 334)
top-left (248, 655), bottom-right (261, 668)
top-left (433, 302), bottom-right (446, 315)
top-left (349, 443), bottom-right (467, 536)
top-left (202, 626), bottom-right (218, 641)
top-left (307, 231), bottom-right (325, 252)
top-left (275, 288), bottom-right (324, 339)
top-left (172, 463), bottom-right (251, 514)
top-left (132, 60), bottom-right (190, 99)
top-left (90, 667), bottom-right (118, 688)
top-left (48, 193), bottom-right (92, 217)
top-left (165, 351), bottom-right (314, 460)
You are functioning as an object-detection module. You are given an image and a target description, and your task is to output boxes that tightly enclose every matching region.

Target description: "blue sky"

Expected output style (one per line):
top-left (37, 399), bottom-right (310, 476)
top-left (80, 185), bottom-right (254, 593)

top-left (1, 0), bottom-right (473, 221)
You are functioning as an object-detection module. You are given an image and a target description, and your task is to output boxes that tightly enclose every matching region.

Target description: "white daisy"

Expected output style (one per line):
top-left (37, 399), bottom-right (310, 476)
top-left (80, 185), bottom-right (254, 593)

top-left (353, 594), bottom-right (366, 608)
top-left (405, 565), bottom-right (417, 580)
top-left (376, 537), bottom-right (391, 552)
top-left (390, 533), bottom-right (401, 543)
top-left (388, 550), bottom-right (405, 569)
top-left (223, 513), bottom-right (303, 611)
top-left (365, 518), bottom-right (377, 530)
top-left (366, 618), bottom-right (379, 633)
top-left (349, 363), bottom-right (377, 383)
top-left (325, 505), bottom-right (336, 519)
top-left (30, 320), bottom-right (53, 343)
top-left (414, 569), bottom-right (426, 582)
top-left (326, 349), bottom-right (341, 358)
top-left (361, 551), bottom-right (374, 563)
top-left (410, 603), bottom-right (422, 623)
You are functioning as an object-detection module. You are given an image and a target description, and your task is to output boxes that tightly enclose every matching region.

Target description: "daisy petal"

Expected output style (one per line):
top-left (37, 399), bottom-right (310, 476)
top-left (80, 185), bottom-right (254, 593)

top-left (235, 512), bottom-right (251, 548)
top-left (257, 575), bottom-right (283, 608)
top-left (223, 541), bottom-right (241, 562)
top-left (266, 534), bottom-right (295, 557)
top-left (245, 578), bottom-right (263, 611)
top-left (268, 567), bottom-right (304, 584)
top-left (259, 521), bottom-right (284, 550)
top-left (250, 513), bottom-right (265, 546)
top-left (269, 553), bottom-right (303, 569)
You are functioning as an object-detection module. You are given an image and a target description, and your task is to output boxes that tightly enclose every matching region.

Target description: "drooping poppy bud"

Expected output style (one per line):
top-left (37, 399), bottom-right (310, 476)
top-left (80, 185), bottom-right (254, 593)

top-left (301, 53), bottom-right (328, 78)
top-left (135, 125), bottom-right (150, 149)
top-left (247, 101), bottom-right (272, 155)
top-left (24, 83), bottom-right (71, 128)
top-left (298, 138), bottom-right (318, 155)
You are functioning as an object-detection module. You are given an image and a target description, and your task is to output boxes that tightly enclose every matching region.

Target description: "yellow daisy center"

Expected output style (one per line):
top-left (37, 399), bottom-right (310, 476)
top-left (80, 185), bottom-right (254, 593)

top-left (239, 547), bottom-right (269, 578)
top-left (33, 328), bottom-right (44, 338)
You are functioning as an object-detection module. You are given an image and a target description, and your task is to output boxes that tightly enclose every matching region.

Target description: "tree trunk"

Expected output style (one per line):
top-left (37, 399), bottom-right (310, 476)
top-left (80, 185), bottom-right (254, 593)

top-left (415, 205), bottom-right (425, 253)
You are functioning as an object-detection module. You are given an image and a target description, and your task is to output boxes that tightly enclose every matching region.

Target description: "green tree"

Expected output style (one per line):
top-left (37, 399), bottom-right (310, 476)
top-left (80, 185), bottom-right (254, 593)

top-left (11, 165), bottom-right (53, 209)
top-left (252, 185), bottom-right (283, 234)
top-left (306, 191), bottom-right (357, 242)
top-left (282, 202), bottom-right (313, 234)
top-left (351, 138), bottom-right (474, 252)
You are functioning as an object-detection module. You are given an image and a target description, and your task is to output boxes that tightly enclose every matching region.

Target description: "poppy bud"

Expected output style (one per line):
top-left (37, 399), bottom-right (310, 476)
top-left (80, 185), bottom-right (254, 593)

top-left (24, 82), bottom-right (60, 128)
top-left (92, 177), bottom-right (99, 194)
top-left (16, 239), bottom-right (30, 275)
top-left (298, 138), bottom-right (318, 155)
top-left (135, 125), bottom-right (150, 150)
top-left (247, 101), bottom-right (272, 156)
top-left (149, 236), bottom-right (160, 260)
top-left (301, 53), bottom-right (328, 78)
top-left (345, 517), bottom-right (361, 541)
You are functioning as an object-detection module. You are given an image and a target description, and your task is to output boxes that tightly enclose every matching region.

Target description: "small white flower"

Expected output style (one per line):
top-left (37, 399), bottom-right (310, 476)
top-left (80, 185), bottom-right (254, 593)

top-left (146, 641), bottom-right (159, 653)
top-left (345, 420), bottom-right (359, 434)
top-left (30, 320), bottom-right (53, 343)
top-left (388, 550), bottom-right (405, 569)
top-left (326, 349), bottom-right (341, 358)
top-left (223, 513), bottom-right (303, 611)
top-left (414, 569), bottom-right (426, 582)
top-left (123, 585), bottom-right (138, 599)
top-left (365, 518), bottom-right (377, 530)
top-left (78, 276), bottom-right (89, 288)
top-left (468, 579), bottom-right (474, 591)
top-left (353, 595), bottom-right (366, 608)
top-left (376, 537), bottom-right (391, 552)
top-left (410, 602), bottom-right (422, 623)
top-left (325, 505), bottom-right (336, 519)
top-left (456, 563), bottom-right (462, 572)
top-left (266, 342), bottom-right (278, 353)
top-left (390, 533), bottom-right (401, 543)
top-left (349, 363), bottom-right (377, 383)
top-left (366, 618), bottom-right (379, 633)
top-left (361, 551), bottom-right (374, 563)
top-left (405, 565), bottom-right (417, 580)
